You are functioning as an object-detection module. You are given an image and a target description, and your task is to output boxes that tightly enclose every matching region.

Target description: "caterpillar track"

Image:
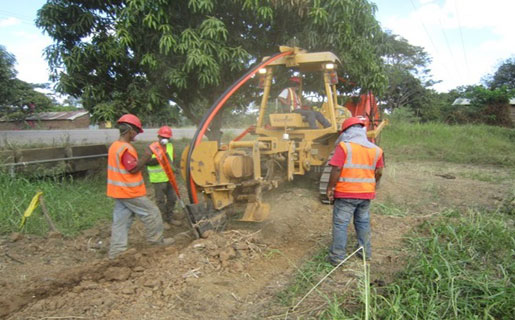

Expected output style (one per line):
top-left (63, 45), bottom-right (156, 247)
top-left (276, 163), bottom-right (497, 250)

top-left (318, 153), bottom-right (334, 204)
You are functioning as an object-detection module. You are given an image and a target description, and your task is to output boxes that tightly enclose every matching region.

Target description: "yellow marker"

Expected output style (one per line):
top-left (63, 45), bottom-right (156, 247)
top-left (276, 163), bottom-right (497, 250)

top-left (19, 192), bottom-right (43, 229)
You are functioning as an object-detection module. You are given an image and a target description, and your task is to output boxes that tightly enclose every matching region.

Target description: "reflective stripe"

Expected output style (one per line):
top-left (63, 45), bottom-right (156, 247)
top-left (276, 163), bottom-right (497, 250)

top-left (108, 165), bottom-right (129, 174)
top-left (338, 177), bottom-right (376, 183)
top-left (114, 144), bottom-right (132, 173)
top-left (342, 142), bottom-right (379, 170)
top-left (107, 179), bottom-right (144, 187)
top-left (106, 141), bottom-right (146, 198)
top-left (147, 168), bottom-right (164, 173)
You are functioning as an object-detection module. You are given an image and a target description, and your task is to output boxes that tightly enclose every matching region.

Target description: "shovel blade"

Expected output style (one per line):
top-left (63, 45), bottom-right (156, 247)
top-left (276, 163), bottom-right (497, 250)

top-left (239, 202), bottom-right (270, 222)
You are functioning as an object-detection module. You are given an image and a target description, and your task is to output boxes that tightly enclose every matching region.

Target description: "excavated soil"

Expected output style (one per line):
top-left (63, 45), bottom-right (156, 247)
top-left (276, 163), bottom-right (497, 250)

top-left (0, 160), bottom-right (512, 319)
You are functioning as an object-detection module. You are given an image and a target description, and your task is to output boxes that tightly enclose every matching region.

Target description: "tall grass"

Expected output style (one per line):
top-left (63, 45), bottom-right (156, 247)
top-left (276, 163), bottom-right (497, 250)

top-left (365, 205), bottom-right (514, 319)
top-left (276, 249), bottom-right (334, 306)
top-left (0, 172), bottom-right (112, 236)
top-left (381, 122), bottom-right (515, 167)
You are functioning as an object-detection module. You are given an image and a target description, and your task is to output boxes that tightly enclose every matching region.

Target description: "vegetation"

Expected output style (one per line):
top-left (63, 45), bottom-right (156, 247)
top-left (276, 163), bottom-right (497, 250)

top-left (445, 85), bottom-right (514, 127)
top-left (0, 45), bottom-right (55, 120)
top-left (484, 57), bottom-right (515, 90)
top-left (381, 122), bottom-right (515, 167)
top-left (36, 0), bottom-right (386, 134)
top-left (367, 206), bottom-right (514, 320)
top-left (277, 202), bottom-right (514, 319)
top-left (0, 172), bottom-right (112, 236)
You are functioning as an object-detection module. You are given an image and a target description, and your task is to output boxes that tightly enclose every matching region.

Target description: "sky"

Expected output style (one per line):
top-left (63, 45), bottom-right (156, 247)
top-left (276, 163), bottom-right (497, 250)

top-left (0, 0), bottom-right (514, 93)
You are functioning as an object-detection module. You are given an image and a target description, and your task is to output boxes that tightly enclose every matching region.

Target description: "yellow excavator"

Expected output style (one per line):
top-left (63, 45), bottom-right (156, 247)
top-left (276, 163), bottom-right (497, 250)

top-left (180, 47), bottom-right (386, 237)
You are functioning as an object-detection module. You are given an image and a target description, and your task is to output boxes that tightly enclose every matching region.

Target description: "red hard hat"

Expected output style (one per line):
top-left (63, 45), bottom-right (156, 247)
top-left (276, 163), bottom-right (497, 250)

top-left (117, 114), bottom-right (144, 133)
top-left (289, 76), bottom-right (301, 84)
top-left (157, 125), bottom-right (172, 138)
top-left (341, 117), bottom-right (365, 132)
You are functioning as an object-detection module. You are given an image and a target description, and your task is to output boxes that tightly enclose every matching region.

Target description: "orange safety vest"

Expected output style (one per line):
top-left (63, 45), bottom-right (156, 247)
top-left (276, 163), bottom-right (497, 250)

top-left (106, 141), bottom-right (146, 198)
top-left (287, 88), bottom-right (301, 111)
top-left (149, 142), bottom-right (181, 198)
top-left (334, 142), bottom-right (383, 194)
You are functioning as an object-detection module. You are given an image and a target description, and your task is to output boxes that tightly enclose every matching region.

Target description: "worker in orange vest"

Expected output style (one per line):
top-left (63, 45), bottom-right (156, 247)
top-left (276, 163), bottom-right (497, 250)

top-left (146, 126), bottom-right (181, 228)
top-left (277, 77), bottom-right (331, 129)
top-left (325, 117), bottom-right (384, 265)
top-left (107, 114), bottom-right (164, 259)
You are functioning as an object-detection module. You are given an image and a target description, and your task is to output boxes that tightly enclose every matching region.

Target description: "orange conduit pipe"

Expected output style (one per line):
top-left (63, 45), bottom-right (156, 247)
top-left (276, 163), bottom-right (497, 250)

top-left (231, 125), bottom-right (255, 142)
top-left (186, 50), bottom-right (293, 203)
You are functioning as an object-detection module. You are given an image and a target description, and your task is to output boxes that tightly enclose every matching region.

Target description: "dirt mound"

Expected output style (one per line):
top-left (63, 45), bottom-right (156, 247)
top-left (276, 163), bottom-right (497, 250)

top-left (1, 161), bottom-right (511, 319)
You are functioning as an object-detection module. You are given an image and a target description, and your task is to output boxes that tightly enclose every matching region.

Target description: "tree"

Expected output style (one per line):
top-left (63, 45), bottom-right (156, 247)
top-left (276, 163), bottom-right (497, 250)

top-left (0, 45), bottom-right (54, 119)
top-left (0, 45), bottom-right (17, 105)
top-left (36, 0), bottom-right (387, 136)
top-left (379, 33), bottom-right (435, 112)
top-left (446, 85), bottom-right (513, 127)
top-left (484, 57), bottom-right (515, 90)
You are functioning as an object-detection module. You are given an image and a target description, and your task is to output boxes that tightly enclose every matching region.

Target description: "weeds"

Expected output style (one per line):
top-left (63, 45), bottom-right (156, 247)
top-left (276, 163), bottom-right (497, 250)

top-left (277, 249), bottom-right (334, 306)
top-left (366, 208), bottom-right (514, 319)
top-left (0, 172), bottom-right (112, 236)
top-left (381, 122), bottom-right (515, 167)
top-left (372, 201), bottom-right (409, 217)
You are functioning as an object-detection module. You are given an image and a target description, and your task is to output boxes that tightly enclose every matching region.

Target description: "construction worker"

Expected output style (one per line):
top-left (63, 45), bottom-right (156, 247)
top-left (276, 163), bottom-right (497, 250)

top-left (277, 77), bottom-right (331, 129)
top-left (107, 114), bottom-right (164, 259)
top-left (146, 126), bottom-right (181, 227)
top-left (325, 117), bottom-right (384, 265)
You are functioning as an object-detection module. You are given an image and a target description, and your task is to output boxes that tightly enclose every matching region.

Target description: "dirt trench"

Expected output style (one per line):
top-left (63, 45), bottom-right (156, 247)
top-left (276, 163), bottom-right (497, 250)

top-left (0, 161), bottom-right (511, 319)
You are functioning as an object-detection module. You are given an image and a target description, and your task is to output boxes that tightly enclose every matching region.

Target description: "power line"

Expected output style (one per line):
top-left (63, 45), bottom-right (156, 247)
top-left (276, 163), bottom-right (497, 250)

top-left (408, 0), bottom-right (452, 84)
top-left (453, 0), bottom-right (471, 79)
top-left (0, 9), bottom-right (36, 27)
top-left (438, 16), bottom-right (464, 83)
top-left (0, 9), bottom-right (35, 22)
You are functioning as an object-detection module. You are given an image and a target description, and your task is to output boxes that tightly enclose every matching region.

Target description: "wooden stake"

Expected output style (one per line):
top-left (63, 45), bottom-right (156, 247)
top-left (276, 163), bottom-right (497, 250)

top-left (39, 196), bottom-right (59, 233)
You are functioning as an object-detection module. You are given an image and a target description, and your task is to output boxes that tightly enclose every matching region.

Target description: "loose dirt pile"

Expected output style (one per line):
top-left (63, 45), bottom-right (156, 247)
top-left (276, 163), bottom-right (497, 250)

top-left (1, 161), bottom-right (511, 319)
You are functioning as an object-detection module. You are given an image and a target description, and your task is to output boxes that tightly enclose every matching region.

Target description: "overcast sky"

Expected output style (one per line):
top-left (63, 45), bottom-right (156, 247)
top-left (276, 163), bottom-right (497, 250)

top-left (0, 0), bottom-right (513, 93)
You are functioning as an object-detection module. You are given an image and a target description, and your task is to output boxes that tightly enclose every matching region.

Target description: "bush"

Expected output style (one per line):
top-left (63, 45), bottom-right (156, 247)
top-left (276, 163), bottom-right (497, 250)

top-left (387, 106), bottom-right (420, 124)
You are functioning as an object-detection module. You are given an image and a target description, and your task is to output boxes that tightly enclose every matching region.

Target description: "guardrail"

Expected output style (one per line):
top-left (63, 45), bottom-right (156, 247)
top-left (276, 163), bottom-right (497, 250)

top-left (0, 144), bottom-right (108, 177)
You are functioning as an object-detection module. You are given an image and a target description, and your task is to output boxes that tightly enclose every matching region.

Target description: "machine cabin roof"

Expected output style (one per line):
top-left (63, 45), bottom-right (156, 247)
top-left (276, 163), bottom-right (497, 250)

top-left (263, 49), bottom-right (340, 72)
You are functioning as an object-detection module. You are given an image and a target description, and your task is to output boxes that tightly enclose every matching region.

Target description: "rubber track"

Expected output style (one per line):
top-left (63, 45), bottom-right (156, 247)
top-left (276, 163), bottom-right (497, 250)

top-left (318, 152), bottom-right (334, 204)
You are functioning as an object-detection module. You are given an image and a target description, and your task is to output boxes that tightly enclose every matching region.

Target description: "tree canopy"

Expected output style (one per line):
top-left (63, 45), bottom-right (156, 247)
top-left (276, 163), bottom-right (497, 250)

top-left (0, 45), bottom-right (54, 120)
top-left (484, 57), bottom-right (515, 90)
top-left (378, 33), bottom-right (436, 113)
top-left (36, 0), bottom-right (387, 127)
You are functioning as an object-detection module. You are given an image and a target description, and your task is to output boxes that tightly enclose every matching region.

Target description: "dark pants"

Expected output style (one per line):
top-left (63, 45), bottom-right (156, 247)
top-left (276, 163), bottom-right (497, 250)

top-left (294, 109), bottom-right (331, 129)
top-left (152, 182), bottom-right (177, 222)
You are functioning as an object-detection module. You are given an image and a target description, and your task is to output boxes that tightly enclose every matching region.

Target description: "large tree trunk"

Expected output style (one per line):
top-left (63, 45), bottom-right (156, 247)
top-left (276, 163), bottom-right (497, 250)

top-left (205, 110), bottom-right (224, 142)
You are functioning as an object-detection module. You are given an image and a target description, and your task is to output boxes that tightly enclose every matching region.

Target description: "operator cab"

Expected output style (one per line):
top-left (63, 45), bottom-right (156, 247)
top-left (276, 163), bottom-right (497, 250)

top-left (254, 47), bottom-right (349, 141)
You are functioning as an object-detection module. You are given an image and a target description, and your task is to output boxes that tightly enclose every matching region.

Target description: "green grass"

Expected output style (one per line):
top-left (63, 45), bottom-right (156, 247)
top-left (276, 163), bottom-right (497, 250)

top-left (276, 249), bottom-right (334, 306)
top-left (0, 172), bottom-right (112, 236)
top-left (280, 197), bottom-right (514, 319)
top-left (381, 122), bottom-right (515, 167)
top-left (341, 201), bottom-right (514, 320)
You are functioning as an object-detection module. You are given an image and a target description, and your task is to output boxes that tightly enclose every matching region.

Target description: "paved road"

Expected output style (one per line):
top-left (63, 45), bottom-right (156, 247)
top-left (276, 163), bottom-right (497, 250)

top-left (0, 128), bottom-right (244, 147)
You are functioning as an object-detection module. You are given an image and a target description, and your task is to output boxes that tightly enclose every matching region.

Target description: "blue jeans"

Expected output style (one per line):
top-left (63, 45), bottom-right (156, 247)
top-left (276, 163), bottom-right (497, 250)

top-left (329, 198), bottom-right (372, 263)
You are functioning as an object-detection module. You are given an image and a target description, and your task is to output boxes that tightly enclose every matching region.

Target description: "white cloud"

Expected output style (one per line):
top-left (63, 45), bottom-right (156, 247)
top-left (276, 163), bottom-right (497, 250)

top-left (381, 0), bottom-right (515, 91)
top-left (0, 17), bottom-right (21, 27)
top-left (5, 30), bottom-right (53, 84)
